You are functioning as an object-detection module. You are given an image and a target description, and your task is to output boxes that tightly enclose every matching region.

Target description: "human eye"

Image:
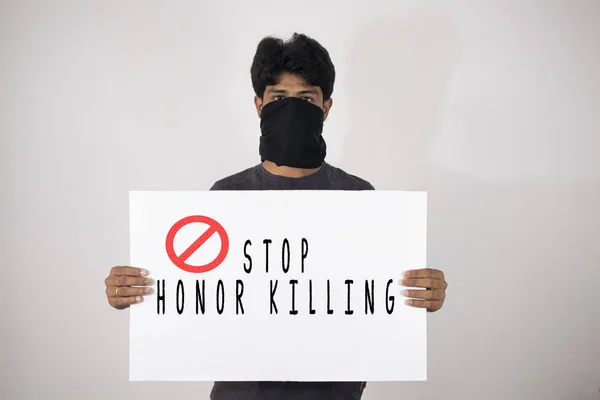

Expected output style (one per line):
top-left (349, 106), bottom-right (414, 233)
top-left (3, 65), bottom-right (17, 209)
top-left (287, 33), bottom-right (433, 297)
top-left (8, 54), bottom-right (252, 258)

top-left (273, 95), bottom-right (285, 101)
top-left (301, 97), bottom-right (313, 103)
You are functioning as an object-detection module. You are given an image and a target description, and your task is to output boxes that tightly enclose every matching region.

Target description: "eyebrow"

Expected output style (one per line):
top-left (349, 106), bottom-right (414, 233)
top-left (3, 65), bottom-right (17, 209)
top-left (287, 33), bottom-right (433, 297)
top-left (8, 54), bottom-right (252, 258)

top-left (268, 88), bottom-right (318, 95)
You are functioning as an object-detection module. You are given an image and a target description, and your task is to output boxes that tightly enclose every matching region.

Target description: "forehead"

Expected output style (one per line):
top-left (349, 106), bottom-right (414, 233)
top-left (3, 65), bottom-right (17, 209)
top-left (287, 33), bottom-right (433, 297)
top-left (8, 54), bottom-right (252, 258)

top-left (266, 72), bottom-right (322, 96)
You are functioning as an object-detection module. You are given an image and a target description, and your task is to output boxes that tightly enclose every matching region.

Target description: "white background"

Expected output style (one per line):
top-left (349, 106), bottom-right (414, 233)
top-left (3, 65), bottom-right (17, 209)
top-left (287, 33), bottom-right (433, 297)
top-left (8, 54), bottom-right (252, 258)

top-left (1, 0), bottom-right (599, 399)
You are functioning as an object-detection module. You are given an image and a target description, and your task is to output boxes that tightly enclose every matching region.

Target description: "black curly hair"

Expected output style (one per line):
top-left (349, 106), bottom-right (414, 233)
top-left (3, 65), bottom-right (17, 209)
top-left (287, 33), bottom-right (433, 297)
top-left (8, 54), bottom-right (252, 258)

top-left (250, 33), bottom-right (336, 101)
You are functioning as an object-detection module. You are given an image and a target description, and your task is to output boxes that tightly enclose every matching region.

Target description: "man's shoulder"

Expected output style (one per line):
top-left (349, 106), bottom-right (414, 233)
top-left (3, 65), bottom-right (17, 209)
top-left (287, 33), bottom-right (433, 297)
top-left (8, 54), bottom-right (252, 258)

top-left (325, 163), bottom-right (375, 190)
top-left (210, 165), bottom-right (259, 191)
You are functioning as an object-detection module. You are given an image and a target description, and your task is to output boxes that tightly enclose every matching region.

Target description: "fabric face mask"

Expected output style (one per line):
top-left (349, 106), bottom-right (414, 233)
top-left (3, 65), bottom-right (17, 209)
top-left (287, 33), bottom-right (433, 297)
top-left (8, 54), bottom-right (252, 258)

top-left (259, 96), bottom-right (327, 169)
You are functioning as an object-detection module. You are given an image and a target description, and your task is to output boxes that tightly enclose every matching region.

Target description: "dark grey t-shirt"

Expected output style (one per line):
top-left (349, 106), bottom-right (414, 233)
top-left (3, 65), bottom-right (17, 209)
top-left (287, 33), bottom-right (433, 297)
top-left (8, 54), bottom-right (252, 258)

top-left (209, 162), bottom-right (373, 400)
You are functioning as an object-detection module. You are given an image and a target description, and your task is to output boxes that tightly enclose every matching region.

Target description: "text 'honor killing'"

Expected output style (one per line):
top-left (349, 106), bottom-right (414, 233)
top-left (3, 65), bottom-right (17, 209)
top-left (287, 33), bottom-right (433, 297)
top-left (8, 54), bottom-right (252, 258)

top-left (155, 238), bottom-right (399, 315)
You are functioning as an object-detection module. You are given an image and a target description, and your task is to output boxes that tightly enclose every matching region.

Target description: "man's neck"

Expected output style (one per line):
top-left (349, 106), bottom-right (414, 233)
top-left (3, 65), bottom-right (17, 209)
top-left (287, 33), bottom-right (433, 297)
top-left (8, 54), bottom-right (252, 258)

top-left (262, 160), bottom-right (322, 178)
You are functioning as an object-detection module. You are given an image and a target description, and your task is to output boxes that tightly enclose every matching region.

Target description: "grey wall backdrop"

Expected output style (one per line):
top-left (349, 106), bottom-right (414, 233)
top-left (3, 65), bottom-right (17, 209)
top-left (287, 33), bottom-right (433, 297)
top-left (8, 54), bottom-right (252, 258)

top-left (2, 1), bottom-right (599, 399)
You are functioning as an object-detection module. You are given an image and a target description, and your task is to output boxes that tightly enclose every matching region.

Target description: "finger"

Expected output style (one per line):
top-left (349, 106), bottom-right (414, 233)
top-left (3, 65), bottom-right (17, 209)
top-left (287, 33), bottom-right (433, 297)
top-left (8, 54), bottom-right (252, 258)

top-left (106, 286), bottom-right (153, 298)
top-left (111, 266), bottom-right (149, 277)
top-left (105, 276), bottom-right (153, 288)
top-left (405, 299), bottom-right (442, 311)
top-left (110, 295), bottom-right (143, 309)
top-left (403, 268), bottom-right (444, 279)
top-left (401, 278), bottom-right (446, 290)
top-left (402, 289), bottom-right (445, 301)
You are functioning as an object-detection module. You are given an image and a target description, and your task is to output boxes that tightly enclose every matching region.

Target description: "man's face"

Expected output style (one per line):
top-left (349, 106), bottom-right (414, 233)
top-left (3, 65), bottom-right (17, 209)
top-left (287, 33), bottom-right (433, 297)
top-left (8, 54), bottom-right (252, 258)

top-left (254, 72), bottom-right (333, 120)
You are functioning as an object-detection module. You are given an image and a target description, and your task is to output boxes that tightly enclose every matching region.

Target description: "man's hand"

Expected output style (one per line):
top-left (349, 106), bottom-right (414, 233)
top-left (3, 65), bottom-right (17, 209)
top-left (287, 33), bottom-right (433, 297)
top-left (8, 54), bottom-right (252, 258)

top-left (105, 266), bottom-right (153, 310)
top-left (401, 268), bottom-right (447, 312)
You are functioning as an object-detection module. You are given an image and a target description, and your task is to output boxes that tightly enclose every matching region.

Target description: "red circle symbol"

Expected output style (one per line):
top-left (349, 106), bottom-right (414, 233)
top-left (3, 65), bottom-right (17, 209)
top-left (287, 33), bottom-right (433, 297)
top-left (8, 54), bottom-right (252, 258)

top-left (165, 215), bottom-right (229, 273)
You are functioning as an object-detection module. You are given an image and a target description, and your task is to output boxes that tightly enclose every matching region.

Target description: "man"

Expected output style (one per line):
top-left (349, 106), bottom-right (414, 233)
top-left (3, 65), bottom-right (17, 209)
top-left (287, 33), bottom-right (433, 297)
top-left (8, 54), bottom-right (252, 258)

top-left (104, 33), bottom-right (448, 400)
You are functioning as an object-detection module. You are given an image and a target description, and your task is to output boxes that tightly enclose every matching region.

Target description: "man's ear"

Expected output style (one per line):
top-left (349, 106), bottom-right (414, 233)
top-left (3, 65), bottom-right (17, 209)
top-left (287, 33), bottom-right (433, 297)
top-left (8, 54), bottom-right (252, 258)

top-left (323, 98), bottom-right (333, 121)
top-left (254, 96), bottom-right (263, 118)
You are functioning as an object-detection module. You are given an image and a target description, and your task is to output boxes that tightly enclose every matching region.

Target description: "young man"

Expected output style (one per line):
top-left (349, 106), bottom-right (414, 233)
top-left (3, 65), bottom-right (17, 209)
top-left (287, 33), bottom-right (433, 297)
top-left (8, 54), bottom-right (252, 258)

top-left (105, 33), bottom-right (448, 400)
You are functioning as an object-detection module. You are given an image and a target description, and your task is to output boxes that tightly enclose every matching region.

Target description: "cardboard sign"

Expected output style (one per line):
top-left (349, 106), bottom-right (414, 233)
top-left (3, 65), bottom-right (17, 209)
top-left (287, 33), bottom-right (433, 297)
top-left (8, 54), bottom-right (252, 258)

top-left (129, 191), bottom-right (427, 382)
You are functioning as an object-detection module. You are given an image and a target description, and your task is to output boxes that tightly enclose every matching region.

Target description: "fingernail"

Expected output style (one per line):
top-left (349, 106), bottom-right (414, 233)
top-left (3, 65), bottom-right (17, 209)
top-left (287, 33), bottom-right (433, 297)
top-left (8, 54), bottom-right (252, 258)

top-left (144, 279), bottom-right (152, 285)
top-left (140, 269), bottom-right (148, 276)
top-left (405, 299), bottom-right (413, 306)
top-left (144, 288), bottom-right (151, 294)
top-left (401, 290), bottom-right (410, 297)
top-left (136, 296), bottom-right (142, 302)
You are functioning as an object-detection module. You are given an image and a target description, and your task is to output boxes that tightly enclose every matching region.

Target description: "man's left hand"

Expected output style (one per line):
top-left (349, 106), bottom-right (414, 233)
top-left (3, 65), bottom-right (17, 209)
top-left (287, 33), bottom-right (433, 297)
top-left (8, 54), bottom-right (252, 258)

top-left (401, 268), bottom-right (447, 312)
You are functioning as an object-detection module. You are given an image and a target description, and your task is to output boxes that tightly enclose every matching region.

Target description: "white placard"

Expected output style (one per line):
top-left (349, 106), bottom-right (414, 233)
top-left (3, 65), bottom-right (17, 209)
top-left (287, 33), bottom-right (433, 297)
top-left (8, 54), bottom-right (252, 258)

top-left (129, 191), bottom-right (427, 382)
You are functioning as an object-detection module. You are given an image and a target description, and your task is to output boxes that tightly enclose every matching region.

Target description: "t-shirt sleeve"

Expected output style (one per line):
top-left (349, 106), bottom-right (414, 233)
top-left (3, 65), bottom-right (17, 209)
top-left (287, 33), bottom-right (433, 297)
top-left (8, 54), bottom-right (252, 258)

top-left (210, 178), bottom-right (231, 191)
top-left (355, 179), bottom-right (375, 190)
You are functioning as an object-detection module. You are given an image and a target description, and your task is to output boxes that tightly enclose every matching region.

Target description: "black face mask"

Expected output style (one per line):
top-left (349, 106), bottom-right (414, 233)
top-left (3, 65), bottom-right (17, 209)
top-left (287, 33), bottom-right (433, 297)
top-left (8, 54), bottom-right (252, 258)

top-left (259, 96), bottom-right (326, 169)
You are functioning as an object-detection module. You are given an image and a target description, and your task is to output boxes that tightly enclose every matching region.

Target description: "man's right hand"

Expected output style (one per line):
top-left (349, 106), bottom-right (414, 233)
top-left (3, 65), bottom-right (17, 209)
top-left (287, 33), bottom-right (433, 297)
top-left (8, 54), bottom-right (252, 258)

top-left (105, 266), bottom-right (153, 310)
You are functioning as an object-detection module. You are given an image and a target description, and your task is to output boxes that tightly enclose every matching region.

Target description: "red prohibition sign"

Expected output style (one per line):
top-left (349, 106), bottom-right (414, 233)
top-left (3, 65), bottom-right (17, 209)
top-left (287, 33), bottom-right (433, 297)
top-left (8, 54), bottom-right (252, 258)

top-left (165, 215), bottom-right (229, 273)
